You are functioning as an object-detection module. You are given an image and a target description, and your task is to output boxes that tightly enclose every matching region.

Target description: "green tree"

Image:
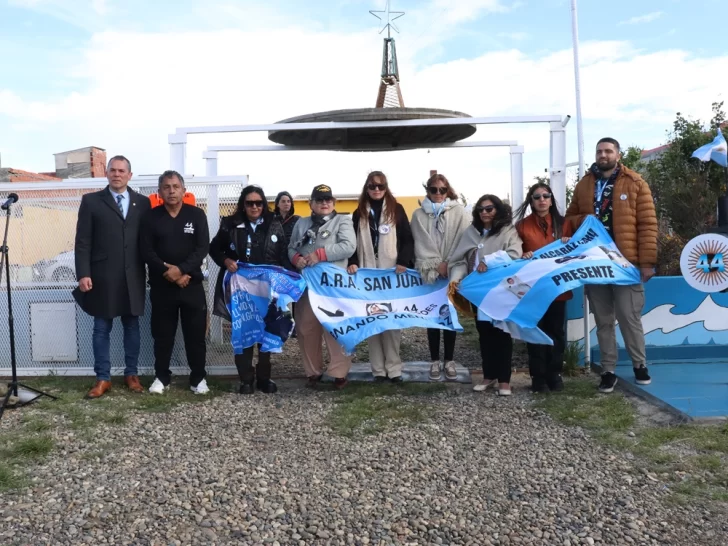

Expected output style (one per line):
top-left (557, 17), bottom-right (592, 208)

top-left (621, 146), bottom-right (643, 170)
top-left (641, 101), bottom-right (726, 240)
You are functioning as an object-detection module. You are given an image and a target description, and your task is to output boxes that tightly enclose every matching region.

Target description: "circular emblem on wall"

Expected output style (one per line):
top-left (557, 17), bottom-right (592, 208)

top-left (680, 234), bottom-right (728, 293)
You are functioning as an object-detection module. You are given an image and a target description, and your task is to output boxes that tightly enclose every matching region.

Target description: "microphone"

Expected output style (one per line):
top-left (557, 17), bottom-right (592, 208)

top-left (1, 193), bottom-right (19, 211)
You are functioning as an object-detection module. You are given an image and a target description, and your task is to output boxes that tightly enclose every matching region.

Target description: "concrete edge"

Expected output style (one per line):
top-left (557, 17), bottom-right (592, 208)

top-left (590, 362), bottom-right (695, 423)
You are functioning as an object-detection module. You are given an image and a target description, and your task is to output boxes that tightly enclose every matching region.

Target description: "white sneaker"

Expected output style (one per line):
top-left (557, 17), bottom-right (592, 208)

top-left (148, 378), bottom-right (167, 395)
top-left (473, 379), bottom-right (497, 392)
top-left (191, 379), bottom-right (210, 395)
top-left (444, 361), bottom-right (458, 381)
top-left (429, 361), bottom-right (442, 381)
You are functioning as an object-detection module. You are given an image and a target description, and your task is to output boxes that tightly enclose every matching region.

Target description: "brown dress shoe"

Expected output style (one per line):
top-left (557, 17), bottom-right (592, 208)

top-left (124, 375), bottom-right (144, 393)
top-left (86, 380), bottom-right (112, 399)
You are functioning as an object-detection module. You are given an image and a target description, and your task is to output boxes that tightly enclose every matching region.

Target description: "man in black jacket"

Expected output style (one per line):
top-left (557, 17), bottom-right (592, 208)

top-left (74, 155), bottom-right (151, 399)
top-left (140, 171), bottom-right (210, 395)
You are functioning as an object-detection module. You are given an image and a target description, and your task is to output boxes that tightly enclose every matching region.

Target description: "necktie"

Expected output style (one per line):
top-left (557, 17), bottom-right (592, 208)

top-left (116, 194), bottom-right (124, 216)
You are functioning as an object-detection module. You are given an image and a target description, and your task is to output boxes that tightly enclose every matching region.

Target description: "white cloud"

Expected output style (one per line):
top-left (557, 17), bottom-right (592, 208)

top-left (618, 11), bottom-right (663, 25)
top-left (1, 26), bottom-right (727, 205)
top-left (426, 0), bottom-right (513, 25)
top-left (496, 31), bottom-right (529, 41)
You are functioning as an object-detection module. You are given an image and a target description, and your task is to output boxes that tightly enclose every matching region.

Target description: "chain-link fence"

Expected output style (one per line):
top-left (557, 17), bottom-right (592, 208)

top-left (0, 176), bottom-right (249, 376)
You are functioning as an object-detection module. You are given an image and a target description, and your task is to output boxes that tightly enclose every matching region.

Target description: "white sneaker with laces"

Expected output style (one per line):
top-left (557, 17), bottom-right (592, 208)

top-left (149, 378), bottom-right (167, 395)
top-left (191, 378), bottom-right (210, 395)
top-left (429, 360), bottom-right (442, 381)
top-left (444, 360), bottom-right (458, 381)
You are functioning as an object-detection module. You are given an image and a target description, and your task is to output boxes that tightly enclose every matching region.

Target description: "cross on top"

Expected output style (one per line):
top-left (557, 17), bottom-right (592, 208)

top-left (369, 0), bottom-right (405, 39)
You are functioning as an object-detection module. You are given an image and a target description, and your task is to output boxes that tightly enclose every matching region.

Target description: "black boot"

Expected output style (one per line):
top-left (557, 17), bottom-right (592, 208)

top-left (256, 379), bottom-right (278, 394)
top-left (239, 381), bottom-right (255, 395)
top-left (530, 375), bottom-right (548, 394)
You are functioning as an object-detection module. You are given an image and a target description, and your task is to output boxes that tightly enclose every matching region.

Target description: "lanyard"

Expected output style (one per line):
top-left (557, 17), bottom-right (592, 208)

top-left (370, 209), bottom-right (379, 252)
top-left (595, 178), bottom-right (609, 212)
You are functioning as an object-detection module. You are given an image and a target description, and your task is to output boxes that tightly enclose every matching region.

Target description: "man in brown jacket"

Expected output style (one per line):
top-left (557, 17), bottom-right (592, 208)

top-left (565, 137), bottom-right (658, 393)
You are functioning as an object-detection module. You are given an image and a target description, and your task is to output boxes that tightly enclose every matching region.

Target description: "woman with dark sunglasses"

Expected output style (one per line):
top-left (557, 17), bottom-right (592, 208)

top-left (411, 173), bottom-right (470, 381)
top-left (209, 185), bottom-right (290, 394)
top-left (514, 182), bottom-right (573, 393)
top-left (347, 171), bottom-right (414, 383)
top-left (450, 194), bottom-right (523, 396)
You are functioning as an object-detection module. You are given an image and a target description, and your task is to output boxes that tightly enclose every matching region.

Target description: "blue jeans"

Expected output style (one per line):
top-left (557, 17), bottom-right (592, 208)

top-left (93, 316), bottom-right (140, 380)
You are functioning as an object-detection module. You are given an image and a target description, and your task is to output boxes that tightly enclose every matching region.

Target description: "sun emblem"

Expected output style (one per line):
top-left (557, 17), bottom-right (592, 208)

top-left (680, 234), bottom-right (728, 293)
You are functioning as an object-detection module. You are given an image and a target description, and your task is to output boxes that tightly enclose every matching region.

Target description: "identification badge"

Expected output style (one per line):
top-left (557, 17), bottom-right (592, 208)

top-left (477, 243), bottom-right (484, 249)
top-left (320, 230), bottom-right (331, 239)
top-left (230, 243), bottom-right (236, 251)
top-left (378, 225), bottom-right (391, 235)
top-left (620, 194), bottom-right (628, 200)
top-left (271, 235), bottom-right (278, 243)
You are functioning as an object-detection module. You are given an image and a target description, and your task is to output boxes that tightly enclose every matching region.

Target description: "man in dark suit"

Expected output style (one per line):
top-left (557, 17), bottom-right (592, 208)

top-left (74, 155), bottom-right (151, 399)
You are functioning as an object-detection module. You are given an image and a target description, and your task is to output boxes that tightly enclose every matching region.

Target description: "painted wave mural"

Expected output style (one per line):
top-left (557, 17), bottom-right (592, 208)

top-left (566, 277), bottom-right (728, 348)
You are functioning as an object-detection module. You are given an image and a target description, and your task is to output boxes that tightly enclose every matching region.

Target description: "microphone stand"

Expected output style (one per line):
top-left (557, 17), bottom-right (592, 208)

top-left (0, 202), bottom-right (56, 422)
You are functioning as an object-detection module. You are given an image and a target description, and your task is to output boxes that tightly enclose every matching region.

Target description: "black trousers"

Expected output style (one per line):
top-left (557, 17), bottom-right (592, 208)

top-left (475, 320), bottom-right (513, 383)
top-left (526, 300), bottom-right (566, 381)
top-left (234, 345), bottom-right (272, 382)
top-left (427, 328), bottom-right (456, 362)
top-left (150, 283), bottom-right (207, 387)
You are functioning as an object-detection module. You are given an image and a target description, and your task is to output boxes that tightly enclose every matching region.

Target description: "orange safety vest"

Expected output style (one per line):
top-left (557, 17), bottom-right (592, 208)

top-left (149, 192), bottom-right (196, 208)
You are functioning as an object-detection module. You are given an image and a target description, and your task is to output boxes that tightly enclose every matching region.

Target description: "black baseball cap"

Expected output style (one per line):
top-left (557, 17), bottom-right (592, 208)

top-left (311, 184), bottom-right (334, 200)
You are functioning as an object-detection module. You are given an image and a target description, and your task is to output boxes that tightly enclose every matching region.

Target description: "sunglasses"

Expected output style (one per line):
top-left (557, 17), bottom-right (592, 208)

top-left (245, 200), bottom-right (264, 208)
top-left (428, 186), bottom-right (448, 195)
top-left (532, 192), bottom-right (552, 201)
top-left (368, 184), bottom-right (387, 191)
top-left (475, 205), bottom-right (496, 213)
top-left (314, 197), bottom-right (334, 204)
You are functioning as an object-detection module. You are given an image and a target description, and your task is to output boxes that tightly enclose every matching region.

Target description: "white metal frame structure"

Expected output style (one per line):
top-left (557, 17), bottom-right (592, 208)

top-left (168, 115), bottom-right (571, 212)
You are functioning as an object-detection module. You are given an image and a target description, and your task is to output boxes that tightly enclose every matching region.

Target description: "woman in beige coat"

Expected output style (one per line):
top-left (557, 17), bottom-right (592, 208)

top-left (411, 174), bottom-right (470, 382)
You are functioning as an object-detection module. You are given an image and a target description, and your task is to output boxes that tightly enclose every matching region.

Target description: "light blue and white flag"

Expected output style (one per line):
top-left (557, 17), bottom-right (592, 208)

top-left (303, 264), bottom-right (463, 354)
top-left (692, 129), bottom-right (728, 167)
top-left (224, 264), bottom-right (307, 354)
top-left (458, 216), bottom-right (640, 342)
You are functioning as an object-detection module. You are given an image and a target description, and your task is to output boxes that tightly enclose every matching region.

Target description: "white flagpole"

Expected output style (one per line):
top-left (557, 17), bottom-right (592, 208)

top-left (570, 0), bottom-right (591, 369)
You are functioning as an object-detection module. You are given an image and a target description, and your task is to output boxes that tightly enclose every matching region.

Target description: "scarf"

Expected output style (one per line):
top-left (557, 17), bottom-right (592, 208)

top-left (590, 163), bottom-right (621, 235)
top-left (301, 211), bottom-right (337, 246)
top-left (357, 200), bottom-right (398, 268)
top-left (421, 197), bottom-right (452, 233)
top-left (412, 199), bottom-right (470, 284)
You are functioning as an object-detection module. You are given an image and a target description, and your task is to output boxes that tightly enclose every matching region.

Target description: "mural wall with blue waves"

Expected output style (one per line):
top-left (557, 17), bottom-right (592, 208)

top-left (566, 276), bottom-right (728, 348)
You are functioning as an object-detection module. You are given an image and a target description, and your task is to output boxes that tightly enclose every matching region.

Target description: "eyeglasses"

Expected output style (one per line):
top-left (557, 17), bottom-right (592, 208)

top-left (428, 186), bottom-right (448, 195)
top-left (475, 205), bottom-right (496, 213)
top-left (532, 193), bottom-right (552, 201)
top-left (314, 197), bottom-right (334, 204)
top-left (368, 184), bottom-right (387, 191)
top-left (245, 200), bottom-right (264, 208)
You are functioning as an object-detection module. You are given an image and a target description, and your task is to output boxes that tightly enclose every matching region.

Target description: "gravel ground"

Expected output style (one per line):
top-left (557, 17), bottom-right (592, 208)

top-left (1, 380), bottom-right (725, 545)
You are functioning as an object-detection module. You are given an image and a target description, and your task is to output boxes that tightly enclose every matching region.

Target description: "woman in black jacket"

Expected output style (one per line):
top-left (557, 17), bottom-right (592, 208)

top-left (274, 191), bottom-right (301, 248)
top-left (209, 185), bottom-right (289, 394)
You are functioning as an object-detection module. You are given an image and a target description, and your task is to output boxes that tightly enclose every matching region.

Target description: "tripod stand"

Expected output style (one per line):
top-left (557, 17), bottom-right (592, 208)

top-left (0, 200), bottom-right (56, 422)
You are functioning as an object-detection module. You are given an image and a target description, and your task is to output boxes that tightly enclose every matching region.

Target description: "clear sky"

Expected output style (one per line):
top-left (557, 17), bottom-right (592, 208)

top-left (1, 0), bottom-right (726, 202)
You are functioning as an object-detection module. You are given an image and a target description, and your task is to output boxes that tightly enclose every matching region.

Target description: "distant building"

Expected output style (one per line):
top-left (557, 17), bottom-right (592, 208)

top-left (53, 146), bottom-right (107, 178)
top-left (0, 146), bottom-right (107, 182)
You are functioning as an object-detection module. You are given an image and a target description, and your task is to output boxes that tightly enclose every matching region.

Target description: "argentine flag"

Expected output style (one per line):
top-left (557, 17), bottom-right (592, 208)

top-left (691, 128), bottom-right (728, 167)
